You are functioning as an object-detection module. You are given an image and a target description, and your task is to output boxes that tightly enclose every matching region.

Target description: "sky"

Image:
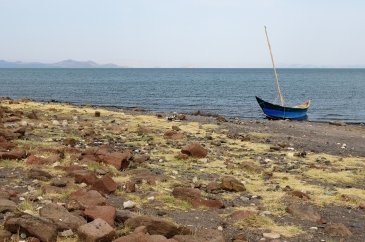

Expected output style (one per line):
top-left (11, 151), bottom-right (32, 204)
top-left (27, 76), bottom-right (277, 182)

top-left (0, 0), bottom-right (364, 67)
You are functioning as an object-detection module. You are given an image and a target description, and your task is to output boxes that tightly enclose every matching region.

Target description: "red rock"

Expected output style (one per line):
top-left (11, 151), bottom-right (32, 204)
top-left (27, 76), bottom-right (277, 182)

top-left (115, 210), bottom-right (138, 224)
top-left (26, 110), bottom-right (38, 119)
top-left (0, 198), bottom-right (17, 212)
top-left (287, 190), bottom-right (310, 200)
top-left (286, 203), bottom-right (323, 223)
top-left (39, 203), bottom-right (87, 231)
top-left (0, 148), bottom-right (27, 159)
top-left (133, 154), bottom-right (150, 164)
top-left (229, 210), bottom-right (256, 220)
top-left (0, 229), bottom-right (12, 242)
top-left (125, 180), bottom-right (137, 193)
top-left (91, 175), bottom-right (117, 194)
top-left (192, 198), bottom-right (224, 209)
top-left (0, 139), bottom-right (15, 150)
top-left (221, 176), bottom-right (246, 192)
top-left (98, 150), bottom-right (132, 170)
top-left (70, 189), bottom-right (106, 209)
top-left (78, 218), bottom-right (115, 242)
top-left (70, 169), bottom-right (98, 185)
top-left (359, 202), bottom-right (365, 209)
top-left (4, 214), bottom-right (58, 242)
top-left (26, 155), bottom-right (50, 165)
top-left (63, 138), bottom-right (76, 147)
top-left (164, 130), bottom-right (184, 140)
top-left (207, 182), bottom-right (222, 192)
top-left (124, 216), bottom-right (183, 238)
top-left (84, 205), bottom-right (116, 226)
top-left (181, 143), bottom-right (208, 158)
top-left (173, 228), bottom-right (225, 242)
top-left (324, 223), bottom-right (352, 237)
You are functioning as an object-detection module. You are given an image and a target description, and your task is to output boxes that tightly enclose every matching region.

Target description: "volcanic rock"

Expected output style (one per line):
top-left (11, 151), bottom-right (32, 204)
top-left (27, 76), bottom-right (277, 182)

top-left (84, 205), bottom-right (116, 226)
top-left (91, 175), bottom-right (117, 194)
top-left (77, 218), bottom-right (115, 242)
top-left (181, 143), bottom-right (208, 158)
top-left (221, 176), bottom-right (246, 192)
top-left (69, 189), bottom-right (106, 209)
top-left (124, 216), bottom-right (182, 238)
top-left (39, 203), bottom-right (86, 231)
top-left (4, 214), bottom-right (58, 242)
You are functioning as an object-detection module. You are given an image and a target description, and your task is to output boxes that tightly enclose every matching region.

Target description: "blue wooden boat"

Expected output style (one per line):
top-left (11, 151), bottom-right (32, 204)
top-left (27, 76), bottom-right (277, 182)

top-left (256, 26), bottom-right (311, 120)
top-left (256, 96), bottom-right (310, 120)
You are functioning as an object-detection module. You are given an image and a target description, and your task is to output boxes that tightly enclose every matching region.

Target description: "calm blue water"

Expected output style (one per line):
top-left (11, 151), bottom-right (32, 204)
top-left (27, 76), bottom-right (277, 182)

top-left (0, 68), bottom-right (364, 123)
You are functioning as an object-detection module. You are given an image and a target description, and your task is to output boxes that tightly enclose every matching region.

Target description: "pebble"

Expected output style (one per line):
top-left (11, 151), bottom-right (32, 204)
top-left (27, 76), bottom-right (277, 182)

top-left (52, 120), bottom-right (60, 126)
top-left (240, 196), bottom-right (250, 202)
top-left (147, 196), bottom-right (155, 201)
top-left (217, 226), bottom-right (223, 231)
top-left (123, 200), bottom-right (136, 209)
top-left (263, 232), bottom-right (280, 239)
top-left (61, 120), bottom-right (68, 127)
top-left (310, 226), bottom-right (318, 230)
top-left (20, 121), bottom-right (28, 127)
top-left (59, 229), bottom-right (74, 237)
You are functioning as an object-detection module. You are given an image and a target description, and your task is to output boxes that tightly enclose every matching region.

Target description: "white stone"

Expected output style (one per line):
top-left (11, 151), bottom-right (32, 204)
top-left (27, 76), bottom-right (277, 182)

top-left (310, 226), bottom-right (318, 230)
top-left (123, 200), bottom-right (136, 209)
top-left (263, 232), bottom-right (280, 239)
top-left (20, 120), bottom-right (28, 127)
top-left (192, 176), bottom-right (198, 183)
top-left (217, 226), bottom-right (223, 231)
top-left (61, 120), bottom-right (68, 127)
top-left (198, 158), bottom-right (208, 163)
top-left (59, 229), bottom-right (74, 237)
top-left (147, 196), bottom-right (155, 201)
top-left (52, 120), bottom-right (60, 126)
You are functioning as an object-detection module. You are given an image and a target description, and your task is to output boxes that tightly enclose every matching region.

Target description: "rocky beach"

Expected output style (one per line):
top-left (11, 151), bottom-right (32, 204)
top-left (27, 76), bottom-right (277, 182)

top-left (0, 97), bottom-right (364, 242)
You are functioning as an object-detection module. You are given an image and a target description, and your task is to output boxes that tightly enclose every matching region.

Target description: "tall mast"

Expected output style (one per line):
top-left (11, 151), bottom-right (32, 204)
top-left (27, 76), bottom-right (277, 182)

top-left (264, 26), bottom-right (285, 106)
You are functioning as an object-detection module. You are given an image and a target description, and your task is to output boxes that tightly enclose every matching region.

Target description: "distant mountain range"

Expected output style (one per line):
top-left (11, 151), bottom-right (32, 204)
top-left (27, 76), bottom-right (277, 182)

top-left (0, 59), bottom-right (122, 68)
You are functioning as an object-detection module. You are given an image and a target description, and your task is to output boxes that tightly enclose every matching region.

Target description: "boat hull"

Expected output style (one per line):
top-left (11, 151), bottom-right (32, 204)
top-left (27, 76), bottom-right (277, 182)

top-left (255, 96), bottom-right (309, 120)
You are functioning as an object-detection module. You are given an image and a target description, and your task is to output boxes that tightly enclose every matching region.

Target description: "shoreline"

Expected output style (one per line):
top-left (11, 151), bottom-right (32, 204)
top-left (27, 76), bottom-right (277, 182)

top-left (0, 98), bottom-right (364, 241)
top-left (13, 97), bottom-right (365, 125)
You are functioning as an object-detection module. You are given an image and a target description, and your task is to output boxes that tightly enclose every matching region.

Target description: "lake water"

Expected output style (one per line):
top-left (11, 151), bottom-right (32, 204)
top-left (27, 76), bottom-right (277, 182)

top-left (0, 68), bottom-right (364, 123)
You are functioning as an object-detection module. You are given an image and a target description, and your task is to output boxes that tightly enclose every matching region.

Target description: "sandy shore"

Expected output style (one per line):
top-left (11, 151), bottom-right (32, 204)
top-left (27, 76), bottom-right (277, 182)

top-left (0, 98), bottom-right (364, 242)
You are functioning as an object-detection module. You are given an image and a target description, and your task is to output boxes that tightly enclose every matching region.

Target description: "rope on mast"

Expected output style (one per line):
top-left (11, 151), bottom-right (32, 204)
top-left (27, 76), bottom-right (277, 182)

top-left (264, 26), bottom-right (285, 106)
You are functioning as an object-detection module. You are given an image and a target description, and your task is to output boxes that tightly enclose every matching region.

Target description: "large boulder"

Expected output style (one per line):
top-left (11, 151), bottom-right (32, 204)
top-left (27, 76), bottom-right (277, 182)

top-left (221, 176), bottom-right (246, 192)
top-left (39, 203), bottom-right (87, 231)
top-left (124, 216), bottom-right (183, 238)
top-left (69, 169), bottom-right (98, 185)
top-left (84, 205), bottom-right (116, 226)
top-left (181, 143), bottom-right (208, 158)
top-left (69, 189), bottom-right (106, 209)
top-left (0, 198), bottom-right (17, 213)
top-left (91, 175), bottom-right (118, 194)
top-left (78, 218), bottom-right (116, 242)
top-left (4, 214), bottom-right (58, 242)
